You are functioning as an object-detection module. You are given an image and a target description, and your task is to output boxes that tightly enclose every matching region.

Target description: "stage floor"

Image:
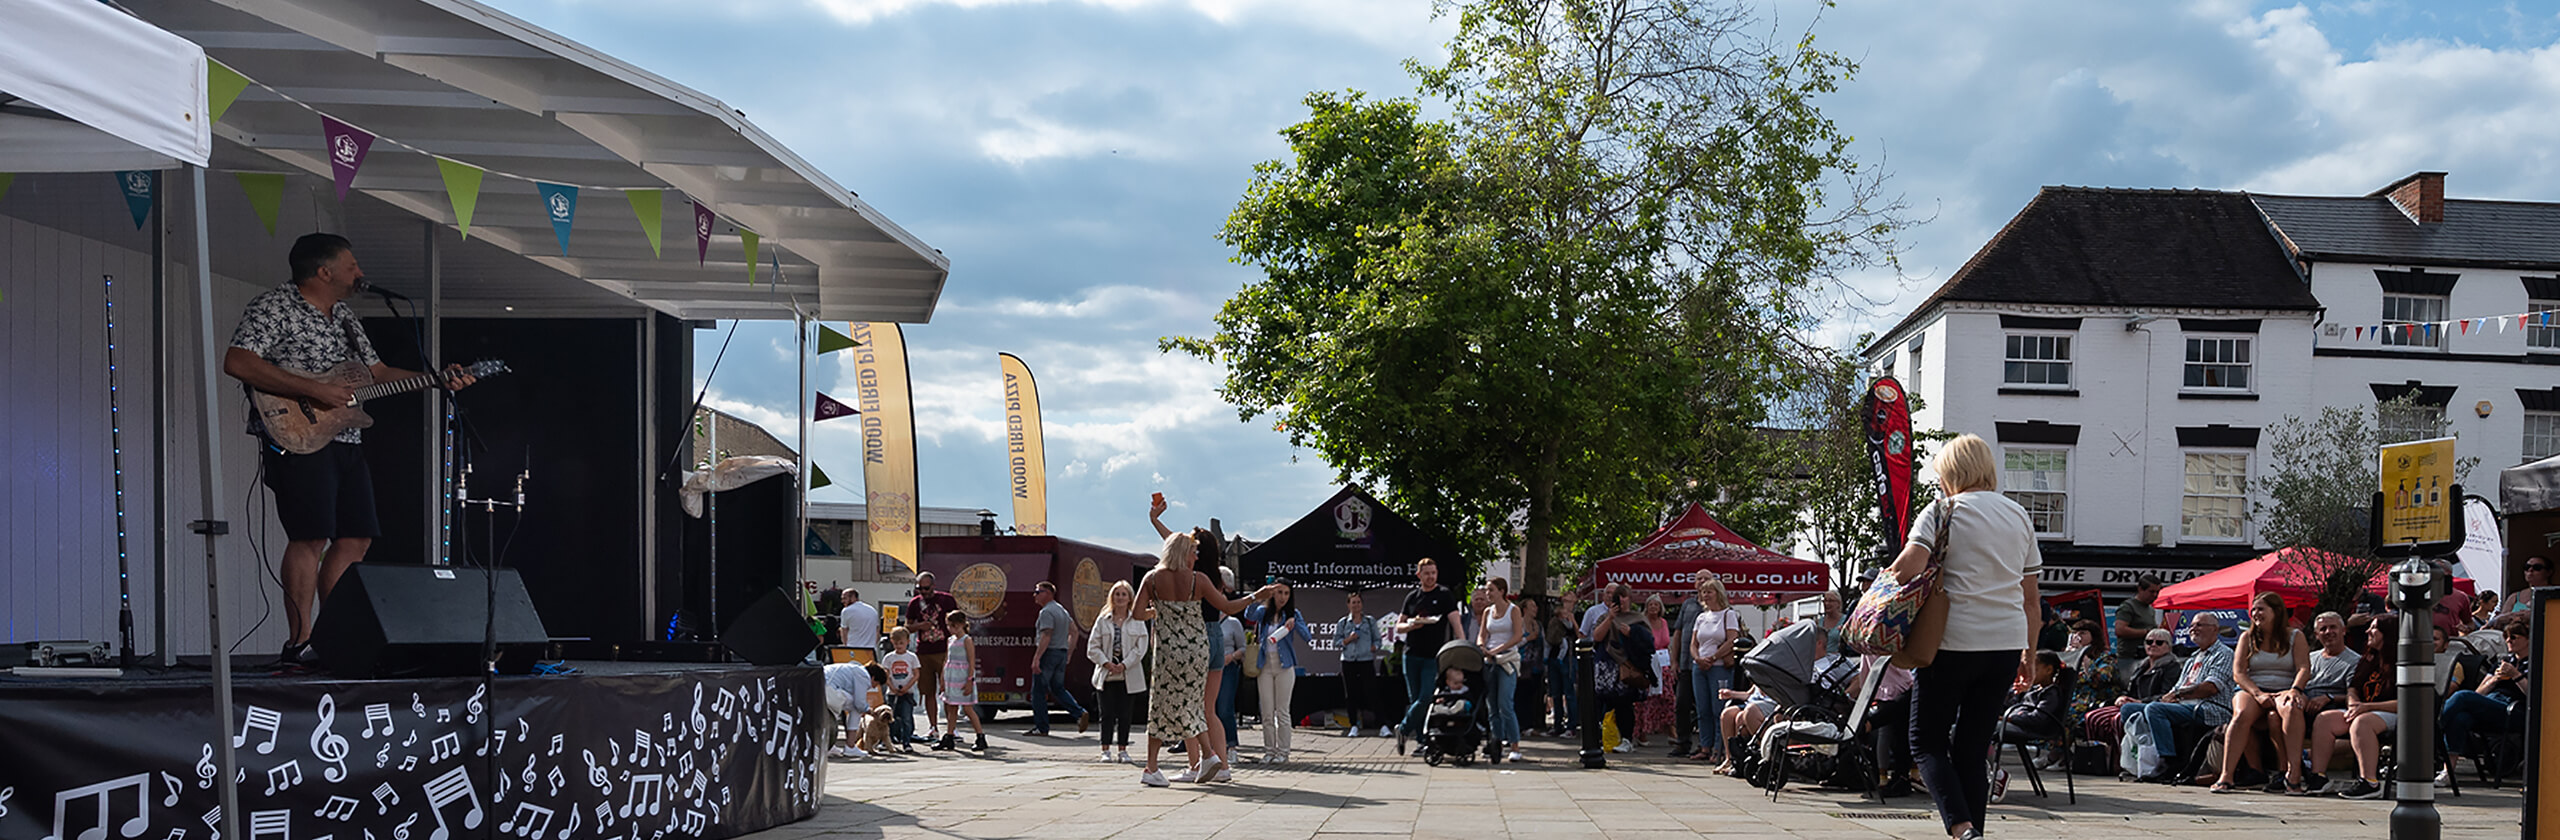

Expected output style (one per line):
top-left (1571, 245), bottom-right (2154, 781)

top-left (0, 660), bottom-right (828, 840)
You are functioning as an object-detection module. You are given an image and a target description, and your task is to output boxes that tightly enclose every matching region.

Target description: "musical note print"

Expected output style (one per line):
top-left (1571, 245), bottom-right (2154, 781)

top-left (371, 783), bottom-right (399, 816)
top-left (555, 808), bottom-right (578, 840)
top-left (410, 694), bottom-right (426, 720)
top-left (163, 829), bottom-right (182, 840)
top-left (311, 696), bottom-right (350, 783)
top-left (515, 719), bottom-right (528, 743)
top-left (617, 774), bottom-right (664, 819)
top-left (606, 739), bottom-right (620, 769)
top-left (434, 710), bottom-right (451, 725)
top-left (629, 732), bottom-right (651, 768)
top-left (389, 815), bottom-right (416, 840)
top-left (314, 797), bottom-right (358, 823)
top-left (689, 685), bottom-right (708, 742)
top-left (591, 803), bottom-right (613, 830)
top-left (420, 767), bottom-right (484, 840)
top-left (375, 744), bottom-right (391, 770)
top-left (544, 767), bottom-right (564, 797)
top-left (402, 732), bottom-right (417, 748)
top-left (397, 757), bottom-right (417, 773)
top-left (478, 731), bottom-right (501, 759)
top-left (428, 733), bottom-right (461, 764)
top-left (547, 735), bottom-right (562, 757)
top-left (497, 803), bottom-right (552, 839)
top-left (581, 751), bottom-right (610, 795)
top-left (158, 773), bottom-right (181, 808)
top-left (361, 704), bottom-right (394, 739)
top-left (661, 712), bottom-right (674, 734)
top-left (678, 811), bottom-right (705, 836)
top-left (263, 761), bottom-right (304, 796)
top-left (196, 745), bottom-right (217, 789)
top-left (235, 707), bottom-right (283, 755)
top-left (493, 772), bottom-right (507, 805)
top-left (464, 686), bottom-right (485, 725)
top-left (1, 785), bottom-right (13, 818)
top-left (41, 773), bottom-right (151, 840)
top-left (713, 688), bottom-right (735, 721)
top-left (247, 809), bottom-right (289, 840)
top-left (767, 708), bottom-right (796, 755)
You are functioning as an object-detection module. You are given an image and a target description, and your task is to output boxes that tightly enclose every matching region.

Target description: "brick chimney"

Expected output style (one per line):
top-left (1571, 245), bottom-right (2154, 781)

top-left (2374, 171), bottom-right (2446, 224)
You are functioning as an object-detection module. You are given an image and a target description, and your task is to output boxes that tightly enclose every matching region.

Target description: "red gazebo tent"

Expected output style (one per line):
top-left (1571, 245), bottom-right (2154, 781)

top-left (2156, 546), bottom-right (2474, 612)
top-left (1582, 504), bottom-right (1829, 604)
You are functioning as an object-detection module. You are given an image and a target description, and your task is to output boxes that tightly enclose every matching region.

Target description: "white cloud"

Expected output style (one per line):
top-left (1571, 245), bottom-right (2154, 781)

top-left (802, 0), bottom-right (1450, 48)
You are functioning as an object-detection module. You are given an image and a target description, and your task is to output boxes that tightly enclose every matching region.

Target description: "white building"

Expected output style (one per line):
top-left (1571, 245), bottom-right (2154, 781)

top-left (1864, 174), bottom-right (2555, 596)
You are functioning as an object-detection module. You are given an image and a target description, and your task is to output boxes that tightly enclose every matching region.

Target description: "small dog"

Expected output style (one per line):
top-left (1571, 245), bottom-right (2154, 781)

top-left (853, 705), bottom-right (897, 755)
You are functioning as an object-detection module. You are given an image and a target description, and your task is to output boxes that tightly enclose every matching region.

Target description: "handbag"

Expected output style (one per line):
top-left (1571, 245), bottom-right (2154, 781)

top-left (1843, 498), bottom-right (1954, 668)
top-left (1240, 629), bottom-right (1264, 678)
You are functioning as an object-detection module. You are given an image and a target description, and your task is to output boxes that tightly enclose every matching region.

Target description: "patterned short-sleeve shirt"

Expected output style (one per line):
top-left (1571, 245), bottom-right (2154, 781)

top-left (228, 283), bottom-right (381, 443)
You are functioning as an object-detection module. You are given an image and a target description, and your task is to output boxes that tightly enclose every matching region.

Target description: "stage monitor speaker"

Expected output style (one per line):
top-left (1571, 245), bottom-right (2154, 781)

top-left (313, 564), bottom-right (551, 677)
top-left (721, 588), bottom-right (818, 666)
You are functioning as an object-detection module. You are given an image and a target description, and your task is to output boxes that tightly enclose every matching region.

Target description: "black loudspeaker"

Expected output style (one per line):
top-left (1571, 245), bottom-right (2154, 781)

top-left (313, 564), bottom-right (551, 677)
top-left (720, 588), bottom-right (818, 666)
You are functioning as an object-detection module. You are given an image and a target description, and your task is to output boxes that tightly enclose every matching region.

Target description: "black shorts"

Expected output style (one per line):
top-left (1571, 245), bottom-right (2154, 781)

top-left (260, 442), bottom-right (381, 541)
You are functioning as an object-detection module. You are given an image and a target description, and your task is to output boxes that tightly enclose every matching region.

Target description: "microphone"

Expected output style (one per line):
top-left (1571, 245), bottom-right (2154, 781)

top-left (515, 469), bottom-right (528, 508)
top-left (367, 284), bottom-right (413, 301)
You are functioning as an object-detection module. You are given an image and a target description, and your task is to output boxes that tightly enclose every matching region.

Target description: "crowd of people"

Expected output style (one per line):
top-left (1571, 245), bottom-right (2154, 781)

top-left (807, 470), bottom-right (2538, 840)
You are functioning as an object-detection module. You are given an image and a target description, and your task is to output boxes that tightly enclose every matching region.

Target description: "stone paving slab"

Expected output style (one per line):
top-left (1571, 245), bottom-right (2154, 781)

top-left (785, 714), bottom-right (2525, 839)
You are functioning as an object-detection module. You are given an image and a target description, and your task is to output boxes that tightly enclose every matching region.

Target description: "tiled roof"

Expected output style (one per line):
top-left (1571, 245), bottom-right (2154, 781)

top-left (2250, 194), bottom-right (2560, 270)
top-left (1871, 187), bottom-right (2316, 352)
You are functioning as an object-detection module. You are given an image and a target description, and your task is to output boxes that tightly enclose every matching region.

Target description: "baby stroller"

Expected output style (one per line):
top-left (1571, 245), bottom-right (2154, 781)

top-left (1420, 639), bottom-right (1500, 766)
top-left (1732, 622), bottom-right (1877, 793)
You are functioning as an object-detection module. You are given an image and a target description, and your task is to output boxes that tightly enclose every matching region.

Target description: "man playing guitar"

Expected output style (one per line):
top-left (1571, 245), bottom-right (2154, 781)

top-left (222, 233), bottom-right (477, 666)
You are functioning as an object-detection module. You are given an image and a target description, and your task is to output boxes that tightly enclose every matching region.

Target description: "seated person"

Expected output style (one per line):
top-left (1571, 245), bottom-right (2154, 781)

top-left (2119, 614), bottom-right (2235, 782)
top-left (2212, 593), bottom-right (2311, 793)
top-left (1428, 667), bottom-right (1474, 719)
top-left (1861, 655), bottom-right (1920, 797)
top-left (1711, 685), bottom-right (1782, 776)
top-left (2001, 650), bottom-right (2077, 743)
top-left (2305, 615), bottom-right (2400, 798)
top-left (2439, 618), bottom-right (2532, 770)
top-left (2275, 612), bottom-right (2358, 791)
top-left (2086, 627), bottom-right (2182, 750)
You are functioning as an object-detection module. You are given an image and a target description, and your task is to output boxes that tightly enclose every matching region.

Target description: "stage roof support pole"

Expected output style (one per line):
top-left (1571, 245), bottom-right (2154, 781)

top-left (152, 172), bottom-right (171, 667)
top-left (796, 312), bottom-right (810, 609)
top-left (184, 163), bottom-right (245, 840)
top-left (424, 221), bottom-right (447, 565)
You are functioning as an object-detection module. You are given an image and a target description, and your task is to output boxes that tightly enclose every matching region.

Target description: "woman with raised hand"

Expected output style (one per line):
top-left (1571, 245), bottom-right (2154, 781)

top-left (1133, 507), bottom-right (1279, 787)
top-left (1887, 434), bottom-right (2042, 840)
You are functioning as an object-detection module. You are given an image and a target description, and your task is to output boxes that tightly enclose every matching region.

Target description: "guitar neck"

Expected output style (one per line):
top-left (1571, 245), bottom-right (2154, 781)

top-left (354, 370), bottom-right (446, 402)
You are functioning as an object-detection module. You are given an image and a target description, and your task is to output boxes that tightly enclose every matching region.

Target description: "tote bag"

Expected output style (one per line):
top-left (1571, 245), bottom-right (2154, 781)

top-left (1844, 499), bottom-right (1953, 668)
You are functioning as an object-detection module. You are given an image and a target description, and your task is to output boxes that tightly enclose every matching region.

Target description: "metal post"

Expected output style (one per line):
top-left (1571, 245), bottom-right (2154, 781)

top-left (185, 164), bottom-right (245, 840)
top-left (151, 176), bottom-right (171, 666)
top-left (1577, 639), bottom-right (1604, 768)
top-left (2390, 558), bottom-right (2442, 840)
top-left (424, 221), bottom-right (446, 564)
top-left (796, 313), bottom-right (810, 608)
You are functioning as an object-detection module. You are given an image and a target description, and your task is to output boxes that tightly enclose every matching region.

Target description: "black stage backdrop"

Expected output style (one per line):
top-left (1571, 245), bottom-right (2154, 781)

top-left (1238, 486), bottom-right (1458, 591)
top-left (0, 667), bottom-right (825, 840)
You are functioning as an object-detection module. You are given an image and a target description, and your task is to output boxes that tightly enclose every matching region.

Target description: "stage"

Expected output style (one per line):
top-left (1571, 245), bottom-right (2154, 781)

top-left (0, 662), bottom-right (828, 840)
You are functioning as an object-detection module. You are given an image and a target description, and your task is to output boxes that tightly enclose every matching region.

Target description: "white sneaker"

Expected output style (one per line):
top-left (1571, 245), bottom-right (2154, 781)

top-left (1212, 765), bottom-right (1233, 783)
top-left (1346, 727), bottom-right (1362, 738)
top-left (1240, 754), bottom-right (1261, 764)
top-left (1171, 766), bottom-right (1202, 783)
top-left (1611, 742), bottom-right (1634, 754)
top-left (1117, 749), bottom-right (1131, 764)
top-left (1140, 770), bottom-right (1170, 787)
top-left (1505, 750), bottom-right (1523, 762)
top-left (1101, 750), bottom-right (1116, 762)
top-left (1379, 728), bottom-right (1394, 738)
top-left (2434, 768), bottom-right (2453, 787)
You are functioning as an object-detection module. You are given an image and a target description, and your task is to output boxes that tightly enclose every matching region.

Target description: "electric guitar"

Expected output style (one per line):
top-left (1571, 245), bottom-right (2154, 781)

top-left (252, 359), bottom-right (510, 454)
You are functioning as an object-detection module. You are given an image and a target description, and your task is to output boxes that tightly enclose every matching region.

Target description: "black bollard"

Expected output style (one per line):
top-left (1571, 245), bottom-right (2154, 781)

top-left (2389, 559), bottom-right (2442, 840)
top-left (1576, 639), bottom-right (1605, 769)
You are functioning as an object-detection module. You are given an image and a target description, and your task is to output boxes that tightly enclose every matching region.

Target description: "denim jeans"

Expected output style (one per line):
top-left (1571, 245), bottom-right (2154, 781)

top-left (2122, 700), bottom-right (2213, 759)
top-left (2440, 689), bottom-right (2518, 756)
top-left (1911, 649), bottom-right (2018, 836)
top-left (1487, 661), bottom-right (1519, 744)
top-left (1218, 662), bottom-right (1241, 743)
top-left (1401, 654), bottom-right (1437, 737)
top-left (1547, 655), bottom-right (1577, 730)
top-left (1690, 664), bottom-right (1731, 752)
top-left (1029, 648), bottom-right (1085, 729)
top-left (888, 690), bottom-right (918, 746)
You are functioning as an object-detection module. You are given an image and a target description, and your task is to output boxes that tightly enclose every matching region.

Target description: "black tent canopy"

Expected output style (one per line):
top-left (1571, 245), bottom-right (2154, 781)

top-left (1239, 486), bottom-right (1459, 590)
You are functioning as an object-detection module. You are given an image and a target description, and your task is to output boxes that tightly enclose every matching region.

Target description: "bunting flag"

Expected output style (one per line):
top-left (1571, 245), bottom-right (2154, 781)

top-left (0, 173), bottom-right (16, 203)
top-left (207, 60), bottom-right (251, 123)
top-left (851, 322), bottom-right (921, 572)
top-left (116, 170), bottom-right (154, 229)
top-left (741, 229), bottom-right (762, 285)
top-left (805, 524), bottom-right (836, 553)
top-left (999, 353), bottom-right (1050, 536)
top-left (436, 159), bottom-right (485, 239)
top-left (809, 464), bottom-right (834, 492)
top-left (814, 391), bottom-right (858, 421)
top-left (319, 115), bottom-right (375, 200)
top-left (626, 189), bottom-right (664, 257)
top-left (693, 199), bottom-right (714, 265)
top-left (537, 182), bottom-right (579, 255)
top-left (815, 325), bottom-right (859, 354)
top-left (234, 172), bottom-right (285, 235)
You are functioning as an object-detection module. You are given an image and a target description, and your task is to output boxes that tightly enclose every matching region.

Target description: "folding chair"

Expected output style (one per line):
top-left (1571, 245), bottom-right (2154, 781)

top-left (1998, 705), bottom-right (2075, 804)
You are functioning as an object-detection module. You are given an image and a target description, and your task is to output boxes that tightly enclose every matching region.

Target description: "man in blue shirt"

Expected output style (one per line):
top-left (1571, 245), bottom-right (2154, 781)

top-left (2119, 613), bottom-right (2234, 781)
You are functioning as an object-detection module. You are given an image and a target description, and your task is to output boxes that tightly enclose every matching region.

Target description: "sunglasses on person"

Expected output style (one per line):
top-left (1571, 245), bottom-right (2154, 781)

top-left (2530, 563), bottom-right (2550, 571)
top-left (2144, 639), bottom-right (2170, 646)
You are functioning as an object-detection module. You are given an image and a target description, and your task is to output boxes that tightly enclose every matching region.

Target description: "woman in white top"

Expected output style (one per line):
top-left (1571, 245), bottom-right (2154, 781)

top-left (1477, 577), bottom-right (1526, 761)
top-left (1684, 575), bottom-right (1741, 763)
top-left (1089, 580), bottom-right (1150, 763)
top-left (1886, 434), bottom-right (2042, 840)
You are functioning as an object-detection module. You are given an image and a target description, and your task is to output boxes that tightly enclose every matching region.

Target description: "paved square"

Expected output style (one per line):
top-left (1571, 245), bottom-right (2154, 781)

top-left (784, 721), bottom-right (2523, 839)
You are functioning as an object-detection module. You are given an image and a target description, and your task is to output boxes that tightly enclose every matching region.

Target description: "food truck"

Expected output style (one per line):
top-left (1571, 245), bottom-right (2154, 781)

top-left (914, 534), bottom-right (1157, 711)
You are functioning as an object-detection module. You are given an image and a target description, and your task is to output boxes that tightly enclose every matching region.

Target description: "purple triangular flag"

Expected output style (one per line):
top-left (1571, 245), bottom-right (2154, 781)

top-left (814, 392), bottom-right (859, 421)
top-left (694, 199), bottom-right (715, 266)
top-left (320, 116), bottom-right (375, 201)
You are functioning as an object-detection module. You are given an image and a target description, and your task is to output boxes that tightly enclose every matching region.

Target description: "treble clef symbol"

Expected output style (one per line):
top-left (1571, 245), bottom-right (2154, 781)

top-left (312, 694), bottom-right (352, 782)
top-left (196, 743), bottom-right (218, 788)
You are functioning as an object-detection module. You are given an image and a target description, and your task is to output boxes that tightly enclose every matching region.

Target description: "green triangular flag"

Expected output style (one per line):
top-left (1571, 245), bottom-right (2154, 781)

top-left (741, 229), bottom-right (762, 285)
top-left (234, 172), bottom-right (285, 235)
top-left (0, 173), bottom-right (14, 203)
top-left (208, 60), bottom-right (252, 123)
top-left (626, 189), bottom-right (665, 257)
top-left (436, 159), bottom-right (485, 240)
top-left (816, 324), bottom-right (859, 354)
top-left (810, 464), bottom-right (832, 489)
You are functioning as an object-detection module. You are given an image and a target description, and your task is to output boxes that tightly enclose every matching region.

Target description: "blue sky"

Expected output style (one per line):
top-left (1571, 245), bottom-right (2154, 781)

top-left (485, 0), bottom-right (2560, 554)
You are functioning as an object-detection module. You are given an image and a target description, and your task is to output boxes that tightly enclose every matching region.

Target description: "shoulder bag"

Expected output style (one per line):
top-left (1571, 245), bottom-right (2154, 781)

top-left (1843, 498), bottom-right (1955, 669)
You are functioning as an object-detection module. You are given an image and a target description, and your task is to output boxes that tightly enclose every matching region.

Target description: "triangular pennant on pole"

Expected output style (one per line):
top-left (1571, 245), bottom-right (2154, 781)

top-left (815, 391), bottom-right (858, 421)
top-left (234, 172), bottom-right (285, 235)
top-left (115, 170), bottom-right (154, 229)
top-left (208, 60), bottom-right (252, 123)
top-left (536, 182), bottom-right (579, 256)
top-left (810, 464), bottom-right (833, 490)
top-left (436, 159), bottom-right (485, 240)
top-left (626, 189), bottom-right (664, 257)
top-left (319, 115), bottom-right (375, 200)
top-left (741, 229), bottom-right (762, 285)
top-left (693, 199), bottom-right (714, 266)
top-left (816, 325), bottom-right (859, 354)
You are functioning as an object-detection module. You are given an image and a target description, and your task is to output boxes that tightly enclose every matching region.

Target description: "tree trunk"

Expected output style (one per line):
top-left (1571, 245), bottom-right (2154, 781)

top-left (1523, 442), bottom-right (1561, 597)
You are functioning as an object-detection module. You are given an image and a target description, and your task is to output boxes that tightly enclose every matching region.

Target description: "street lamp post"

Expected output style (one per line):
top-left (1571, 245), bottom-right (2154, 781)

top-left (2390, 559), bottom-right (2443, 840)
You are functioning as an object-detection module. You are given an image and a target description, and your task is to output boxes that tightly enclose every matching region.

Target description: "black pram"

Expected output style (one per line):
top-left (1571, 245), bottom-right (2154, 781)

top-left (1420, 639), bottom-right (1499, 766)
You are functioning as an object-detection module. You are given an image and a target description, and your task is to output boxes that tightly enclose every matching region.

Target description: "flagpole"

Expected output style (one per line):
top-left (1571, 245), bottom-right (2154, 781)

top-left (796, 312), bottom-right (811, 613)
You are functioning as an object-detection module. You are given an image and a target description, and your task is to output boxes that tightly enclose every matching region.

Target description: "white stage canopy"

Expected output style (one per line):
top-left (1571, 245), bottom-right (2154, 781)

top-left (0, 0), bottom-right (214, 172)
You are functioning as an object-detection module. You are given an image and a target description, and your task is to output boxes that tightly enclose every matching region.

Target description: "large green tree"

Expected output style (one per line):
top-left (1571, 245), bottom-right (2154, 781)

top-left (1171, 0), bottom-right (1903, 594)
top-left (2256, 394), bottom-right (2479, 617)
